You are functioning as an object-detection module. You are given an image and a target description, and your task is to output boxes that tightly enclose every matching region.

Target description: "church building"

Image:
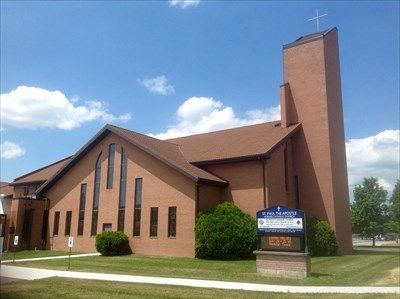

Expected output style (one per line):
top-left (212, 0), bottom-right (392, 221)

top-left (2, 27), bottom-right (353, 257)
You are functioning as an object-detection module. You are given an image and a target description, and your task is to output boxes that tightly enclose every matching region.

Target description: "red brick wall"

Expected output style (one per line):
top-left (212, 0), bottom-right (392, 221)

top-left (46, 133), bottom-right (196, 257)
top-left (202, 152), bottom-right (289, 218)
top-left (283, 29), bottom-right (352, 253)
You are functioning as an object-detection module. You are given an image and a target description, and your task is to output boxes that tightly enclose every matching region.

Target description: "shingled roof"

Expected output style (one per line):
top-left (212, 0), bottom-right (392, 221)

top-left (37, 120), bottom-right (300, 195)
top-left (168, 121), bottom-right (300, 164)
top-left (11, 156), bottom-right (72, 186)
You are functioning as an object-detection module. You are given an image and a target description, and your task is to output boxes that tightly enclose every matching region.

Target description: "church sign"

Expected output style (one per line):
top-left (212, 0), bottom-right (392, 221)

top-left (256, 205), bottom-right (307, 253)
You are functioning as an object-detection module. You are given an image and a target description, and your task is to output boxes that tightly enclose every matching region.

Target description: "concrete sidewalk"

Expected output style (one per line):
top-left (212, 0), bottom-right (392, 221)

top-left (1, 265), bottom-right (399, 294)
top-left (1, 253), bottom-right (100, 264)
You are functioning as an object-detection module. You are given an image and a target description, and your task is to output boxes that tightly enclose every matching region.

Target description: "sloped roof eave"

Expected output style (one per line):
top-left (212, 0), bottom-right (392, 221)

top-left (37, 125), bottom-right (226, 196)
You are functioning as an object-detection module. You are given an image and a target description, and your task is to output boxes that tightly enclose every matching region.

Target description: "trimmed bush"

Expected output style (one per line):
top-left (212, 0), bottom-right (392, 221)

top-left (306, 216), bottom-right (338, 256)
top-left (195, 202), bottom-right (257, 260)
top-left (95, 231), bottom-right (131, 256)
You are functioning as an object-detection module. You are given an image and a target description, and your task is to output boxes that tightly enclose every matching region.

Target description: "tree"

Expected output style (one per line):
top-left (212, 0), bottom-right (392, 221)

top-left (389, 180), bottom-right (400, 221)
top-left (351, 177), bottom-right (388, 246)
top-left (385, 180), bottom-right (400, 241)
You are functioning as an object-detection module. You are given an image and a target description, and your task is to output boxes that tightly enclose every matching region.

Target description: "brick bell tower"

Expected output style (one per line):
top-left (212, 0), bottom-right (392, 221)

top-left (280, 28), bottom-right (353, 254)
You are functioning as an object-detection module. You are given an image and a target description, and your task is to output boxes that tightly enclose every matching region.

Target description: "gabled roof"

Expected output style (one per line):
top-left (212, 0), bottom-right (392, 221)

top-left (10, 156), bottom-right (72, 186)
top-left (37, 125), bottom-right (228, 196)
top-left (168, 121), bottom-right (301, 164)
top-left (37, 120), bottom-right (300, 196)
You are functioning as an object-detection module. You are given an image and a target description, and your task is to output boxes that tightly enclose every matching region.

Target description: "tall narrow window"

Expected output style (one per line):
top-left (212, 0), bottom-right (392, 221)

top-left (91, 153), bottom-right (102, 236)
top-left (117, 148), bottom-right (127, 232)
top-left (77, 184), bottom-right (87, 236)
top-left (107, 143), bottom-right (116, 189)
top-left (53, 211), bottom-right (60, 236)
top-left (284, 146), bottom-right (289, 192)
top-left (65, 211), bottom-right (72, 236)
top-left (168, 207), bottom-right (177, 238)
top-left (294, 176), bottom-right (300, 209)
top-left (133, 178), bottom-right (142, 236)
top-left (150, 207), bottom-right (158, 237)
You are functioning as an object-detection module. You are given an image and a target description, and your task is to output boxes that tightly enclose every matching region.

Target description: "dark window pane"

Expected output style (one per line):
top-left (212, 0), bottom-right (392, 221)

top-left (93, 153), bottom-right (102, 210)
top-left (65, 211), bottom-right (72, 236)
top-left (134, 178), bottom-right (142, 208)
top-left (107, 144), bottom-right (115, 189)
top-left (77, 184), bottom-right (86, 236)
top-left (79, 184), bottom-right (87, 211)
top-left (53, 211), bottom-right (60, 236)
top-left (117, 209), bottom-right (125, 232)
top-left (77, 211), bottom-right (85, 236)
top-left (91, 153), bottom-right (101, 235)
top-left (168, 207), bottom-right (177, 238)
top-left (118, 148), bottom-right (128, 209)
top-left (133, 209), bottom-right (141, 236)
top-left (103, 223), bottom-right (112, 231)
top-left (150, 207), bottom-right (158, 237)
top-left (91, 211), bottom-right (98, 236)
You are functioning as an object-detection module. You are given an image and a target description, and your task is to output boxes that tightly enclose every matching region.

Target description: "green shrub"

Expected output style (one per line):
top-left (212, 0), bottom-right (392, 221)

top-left (195, 202), bottom-right (257, 260)
top-left (306, 216), bottom-right (338, 256)
top-left (95, 231), bottom-right (131, 256)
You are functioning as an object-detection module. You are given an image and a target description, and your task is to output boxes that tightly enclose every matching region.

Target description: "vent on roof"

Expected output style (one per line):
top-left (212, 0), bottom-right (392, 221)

top-left (274, 122), bottom-right (281, 127)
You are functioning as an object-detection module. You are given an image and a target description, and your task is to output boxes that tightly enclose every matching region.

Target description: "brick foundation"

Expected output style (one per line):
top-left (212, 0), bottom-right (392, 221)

top-left (253, 250), bottom-right (310, 278)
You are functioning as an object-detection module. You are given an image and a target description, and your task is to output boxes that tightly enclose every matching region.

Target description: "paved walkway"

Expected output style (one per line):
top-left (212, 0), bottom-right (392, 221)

top-left (1, 264), bottom-right (399, 294)
top-left (1, 253), bottom-right (100, 264)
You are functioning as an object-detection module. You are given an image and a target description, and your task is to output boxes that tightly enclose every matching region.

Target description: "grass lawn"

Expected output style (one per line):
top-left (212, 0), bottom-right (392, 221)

top-left (9, 250), bottom-right (400, 286)
top-left (1, 277), bottom-right (398, 299)
top-left (1, 250), bottom-right (78, 261)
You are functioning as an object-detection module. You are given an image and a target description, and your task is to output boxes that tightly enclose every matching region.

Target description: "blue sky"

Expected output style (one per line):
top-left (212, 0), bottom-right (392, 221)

top-left (1, 1), bottom-right (399, 193)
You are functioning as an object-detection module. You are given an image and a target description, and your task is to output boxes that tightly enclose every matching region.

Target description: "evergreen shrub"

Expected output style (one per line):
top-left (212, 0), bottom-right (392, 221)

top-left (195, 202), bottom-right (257, 260)
top-left (95, 231), bottom-right (131, 256)
top-left (306, 216), bottom-right (338, 256)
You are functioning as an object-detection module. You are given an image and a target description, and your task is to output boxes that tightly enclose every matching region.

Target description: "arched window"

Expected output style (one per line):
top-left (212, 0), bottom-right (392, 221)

top-left (91, 152), bottom-right (102, 236)
top-left (107, 143), bottom-right (116, 189)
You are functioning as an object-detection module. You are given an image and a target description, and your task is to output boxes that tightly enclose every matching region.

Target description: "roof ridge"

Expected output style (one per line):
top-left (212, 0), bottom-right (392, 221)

top-left (167, 120), bottom-right (280, 141)
top-left (13, 155), bottom-right (73, 182)
top-left (107, 123), bottom-right (180, 146)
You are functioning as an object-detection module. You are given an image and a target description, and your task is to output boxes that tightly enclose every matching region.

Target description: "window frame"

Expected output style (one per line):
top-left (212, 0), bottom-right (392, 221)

top-left (53, 211), bottom-right (60, 236)
top-left (149, 207), bottom-right (158, 237)
top-left (133, 178), bottom-right (143, 237)
top-left (65, 211), bottom-right (72, 236)
top-left (168, 206), bottom-right (177, 238)
top-left (106, 143), bottom-right (116, 189)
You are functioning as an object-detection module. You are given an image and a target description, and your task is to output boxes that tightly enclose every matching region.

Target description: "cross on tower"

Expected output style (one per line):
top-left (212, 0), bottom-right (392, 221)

top-left (307, 8), bottom-right (327, 32)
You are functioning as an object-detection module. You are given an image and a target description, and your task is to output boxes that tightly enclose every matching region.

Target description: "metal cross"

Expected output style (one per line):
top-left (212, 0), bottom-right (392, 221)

top-left (308, 8), bottom-right (327, 32)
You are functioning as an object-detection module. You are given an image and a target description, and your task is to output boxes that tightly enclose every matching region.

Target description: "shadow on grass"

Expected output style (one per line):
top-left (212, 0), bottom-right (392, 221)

top-left (309, 272), bottom-right (331, 278)
top-left (352, 250), bottom-right (399, 256)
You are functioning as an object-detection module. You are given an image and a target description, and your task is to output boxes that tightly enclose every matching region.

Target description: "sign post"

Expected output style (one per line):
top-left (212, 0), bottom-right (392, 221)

top-left (13, 235), bottom-right (19, 264)
top-left (254, 205), bottom-right (310, 278)
top-left (67, 236), bottom-right (73, 270)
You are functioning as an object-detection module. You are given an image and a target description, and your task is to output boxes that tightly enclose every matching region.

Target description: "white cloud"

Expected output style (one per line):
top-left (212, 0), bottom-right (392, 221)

top-left (149, 96), bottom-right (280, 139)
top-left (0, 86), bottom-right (131, 130)
top-left (137, 75), bottom-right (174, 95)
top-left (346, 130), bottom-right (400, 192)
top-left (169, 0), bottom-right (200, 9)
top-left (1, 141), bottom-right (26, 159)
